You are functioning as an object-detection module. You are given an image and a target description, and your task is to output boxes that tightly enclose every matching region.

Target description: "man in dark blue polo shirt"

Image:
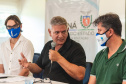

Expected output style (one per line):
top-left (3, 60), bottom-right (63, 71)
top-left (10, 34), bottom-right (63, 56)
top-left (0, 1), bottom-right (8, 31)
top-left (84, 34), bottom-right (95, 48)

top-left (19, 16), bottom-right (86, 84)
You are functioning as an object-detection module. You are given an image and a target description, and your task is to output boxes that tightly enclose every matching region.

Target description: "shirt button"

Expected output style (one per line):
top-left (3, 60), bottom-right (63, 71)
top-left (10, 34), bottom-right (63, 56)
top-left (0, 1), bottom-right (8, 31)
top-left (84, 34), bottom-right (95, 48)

top-left (10, 61), bottom-right (11, 62)
top-left (9, 68), bottom-right (10, 70)
top-left (11, 53), bottom-right (12, 54)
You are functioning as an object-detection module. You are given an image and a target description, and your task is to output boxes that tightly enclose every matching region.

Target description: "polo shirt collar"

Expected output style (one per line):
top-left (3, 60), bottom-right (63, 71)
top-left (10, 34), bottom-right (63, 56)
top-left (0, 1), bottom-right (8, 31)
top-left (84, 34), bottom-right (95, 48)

top-left (58, 33), bottom-right (71, 55)
top-left (117, 39), bottom-right (126, 53)
top-left (103, 39), bottom-right (126, 60)
top-left (6, 34), bottom-right (24, 50)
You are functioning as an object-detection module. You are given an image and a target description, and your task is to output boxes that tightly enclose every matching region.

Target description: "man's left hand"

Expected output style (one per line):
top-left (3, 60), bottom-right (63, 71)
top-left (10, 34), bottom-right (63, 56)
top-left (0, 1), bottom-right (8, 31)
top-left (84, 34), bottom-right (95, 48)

top-left (49, 49), bottom-right (62, 62)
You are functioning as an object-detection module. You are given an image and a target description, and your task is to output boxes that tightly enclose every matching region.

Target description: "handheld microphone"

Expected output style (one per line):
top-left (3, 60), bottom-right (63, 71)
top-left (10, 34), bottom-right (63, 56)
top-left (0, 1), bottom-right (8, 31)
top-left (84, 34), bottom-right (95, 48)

top-left (46, 42), bottom-right (56, 78)
top-left (51, 42), bottom-right (56, 64)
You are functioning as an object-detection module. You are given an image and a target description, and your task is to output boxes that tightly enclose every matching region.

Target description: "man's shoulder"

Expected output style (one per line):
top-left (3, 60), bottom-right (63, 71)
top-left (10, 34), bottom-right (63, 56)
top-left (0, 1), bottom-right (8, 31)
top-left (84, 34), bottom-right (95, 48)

top-left (97, 48), bottom-right (106, 54)
top-left (43, 40), bottom-right (53, 48)
top-left (45, 40), bottom-right (53, 45)
top-left (70, 39), bottom-right (83, 48)
top-left (20, 36), bottom-right (34, 46)
top-left (1, 38), bottom-right (10, 47)
top-left (21, 35), bottom-right (31, 42)
top-left (95, 48), bottom-right (107, 59)
top-left (66, 39), bottom-right (86, 55)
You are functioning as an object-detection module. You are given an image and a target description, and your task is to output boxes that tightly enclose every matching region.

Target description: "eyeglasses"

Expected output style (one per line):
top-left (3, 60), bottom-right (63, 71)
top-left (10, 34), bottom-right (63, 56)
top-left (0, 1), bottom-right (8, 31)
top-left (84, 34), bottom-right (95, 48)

top-left (33, 78), bottom-right (52, 84)
top-left (6, 24), bottom-right (19, 30)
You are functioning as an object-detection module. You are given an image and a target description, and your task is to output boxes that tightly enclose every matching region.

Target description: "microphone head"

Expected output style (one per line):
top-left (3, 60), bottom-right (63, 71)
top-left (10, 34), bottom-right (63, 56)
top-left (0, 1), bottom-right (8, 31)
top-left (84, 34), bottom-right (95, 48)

top-left (51, 42), bottom-right (56, 48)
top-left (50, 42), bottom-right (56, 63)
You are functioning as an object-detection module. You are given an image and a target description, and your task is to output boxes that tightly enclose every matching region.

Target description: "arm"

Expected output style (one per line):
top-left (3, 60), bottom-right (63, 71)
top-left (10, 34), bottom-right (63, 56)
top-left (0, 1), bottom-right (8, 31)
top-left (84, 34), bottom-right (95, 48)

top-left (49, 50), bottom-right (86, 81)
top-left (88, 75), bottom-right (96, 84)
top-left (0, 64), bottom-right (4, 73)
top-left (19, 53), bottom-right (42, 74)
top-left (122, 56), bottom-right (126, 84)
top-left (57, 56), bottom-right (85, 81)
top-left (27, 62), bottom-right (42, 74)
top-left (122, 81), bottom-right (126, 84)
top-left (19, 40), bottom-right (34, 76)
top-left (19, 68), bottom-right (29, 76)
top-left (0, 46), bottom-right (4, 73)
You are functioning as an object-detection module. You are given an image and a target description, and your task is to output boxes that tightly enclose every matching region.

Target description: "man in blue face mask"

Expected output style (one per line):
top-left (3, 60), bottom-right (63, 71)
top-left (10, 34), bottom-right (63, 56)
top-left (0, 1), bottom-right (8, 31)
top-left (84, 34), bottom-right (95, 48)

top-left (88, 13), bottom-right (126, 84)
top-left (7, 24), bottom-right (21, 38)
top-left (96, 28), bottom-right (111, 46)
top-left (0, 15), bottom-right (34, 76)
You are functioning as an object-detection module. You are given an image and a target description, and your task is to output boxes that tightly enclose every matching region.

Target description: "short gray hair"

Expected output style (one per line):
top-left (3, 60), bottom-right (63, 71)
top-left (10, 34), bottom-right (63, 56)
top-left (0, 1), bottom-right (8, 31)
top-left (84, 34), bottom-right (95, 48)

top-left (50, 16), bottom-right (68, 28)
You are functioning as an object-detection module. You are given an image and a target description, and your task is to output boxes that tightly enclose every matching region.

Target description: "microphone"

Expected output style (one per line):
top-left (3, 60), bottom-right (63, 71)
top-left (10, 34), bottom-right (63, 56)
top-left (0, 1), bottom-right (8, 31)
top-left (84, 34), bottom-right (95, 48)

top-left (51, 42), bottom-right (56, 64)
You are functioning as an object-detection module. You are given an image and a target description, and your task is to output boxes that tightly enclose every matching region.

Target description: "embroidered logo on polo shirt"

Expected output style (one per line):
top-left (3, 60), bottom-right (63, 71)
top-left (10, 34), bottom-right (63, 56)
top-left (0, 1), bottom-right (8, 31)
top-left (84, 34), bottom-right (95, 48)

top-left (116, 63), bottom-right (119, 66)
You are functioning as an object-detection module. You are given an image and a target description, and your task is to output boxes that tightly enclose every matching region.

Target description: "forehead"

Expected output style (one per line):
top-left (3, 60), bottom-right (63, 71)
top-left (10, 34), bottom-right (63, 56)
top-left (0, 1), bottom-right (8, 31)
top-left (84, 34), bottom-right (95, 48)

top-left (97, 23), bottom-right (107, 31)
top-left (51, 25), bottom-right (67, 31)
top-left (7, 20), bottom-right (16, 26)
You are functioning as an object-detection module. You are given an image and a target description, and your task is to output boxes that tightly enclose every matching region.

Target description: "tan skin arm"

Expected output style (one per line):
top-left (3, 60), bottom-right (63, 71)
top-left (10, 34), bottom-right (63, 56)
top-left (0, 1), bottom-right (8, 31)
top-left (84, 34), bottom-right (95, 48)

top-left (49, 49), bottom-right (86, 81)
top-left (122, 81), bottom-right (126, 84)
top-left (57, 56), bottom-right (85, 81)
top-left (88, 75), bottom-right (96, 84)
top-left (18, 53), bottom-right (42, 74)
top-left (0, 64), bottom-right (4, 73)
top-left (19, 68), bottom-right (29, 76)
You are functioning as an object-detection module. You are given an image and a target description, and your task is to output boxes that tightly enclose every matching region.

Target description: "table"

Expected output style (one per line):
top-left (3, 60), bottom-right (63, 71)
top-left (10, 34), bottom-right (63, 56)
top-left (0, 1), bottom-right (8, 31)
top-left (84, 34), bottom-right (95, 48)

top-left (5, 80), bottom-right (67, 84)
top-left (0, 76), bottom-right (68, 84)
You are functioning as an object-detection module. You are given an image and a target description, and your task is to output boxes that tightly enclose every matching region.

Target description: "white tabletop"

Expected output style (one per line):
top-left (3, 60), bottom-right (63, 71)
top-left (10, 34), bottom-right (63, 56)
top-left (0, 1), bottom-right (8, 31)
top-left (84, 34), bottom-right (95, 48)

top-left (2, 80), bottom-right (67, 84)
top-left (0, 75), bottom-right (68, 84)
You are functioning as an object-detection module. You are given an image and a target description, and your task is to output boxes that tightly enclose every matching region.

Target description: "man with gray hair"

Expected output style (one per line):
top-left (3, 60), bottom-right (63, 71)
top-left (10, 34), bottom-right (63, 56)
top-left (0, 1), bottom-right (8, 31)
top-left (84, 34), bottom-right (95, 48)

top-left (19, 16), bottom-right (86, 84)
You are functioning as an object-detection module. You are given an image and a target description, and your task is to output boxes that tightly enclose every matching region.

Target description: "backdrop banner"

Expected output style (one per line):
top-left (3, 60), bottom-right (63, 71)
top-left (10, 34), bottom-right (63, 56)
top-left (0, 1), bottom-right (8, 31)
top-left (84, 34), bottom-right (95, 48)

top-left (46, 0), bottom-right (99, 62)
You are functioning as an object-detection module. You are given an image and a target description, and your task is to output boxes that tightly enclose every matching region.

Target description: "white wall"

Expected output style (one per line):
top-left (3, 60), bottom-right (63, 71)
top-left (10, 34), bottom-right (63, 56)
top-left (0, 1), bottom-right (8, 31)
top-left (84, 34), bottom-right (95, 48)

top-left (44, 0), bottom-right (125, 53)
top-left (99, 0), bottom-right (125, 39)
top-left (97, 0), bottom-right (125, 51)
top-left (0, 0), bottom-right (125, 54)
top-left (0, 0), bottom-right (19, 44)
top-left (19, 0), bottom-right (45, 53)
top-left (0, 0), bottom-right (46, 53)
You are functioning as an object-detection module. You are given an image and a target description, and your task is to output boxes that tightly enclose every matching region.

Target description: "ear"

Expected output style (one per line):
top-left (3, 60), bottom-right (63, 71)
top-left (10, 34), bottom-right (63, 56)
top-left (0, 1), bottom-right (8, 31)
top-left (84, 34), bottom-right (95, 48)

top-left (109, 28), bottom-right (114, 36)
top-left (20, 24), bottom-right (22, 32)
top-left (20, 24), bottom-right (22, 29)
top-left (48, 29), bottom-right (52, 37)
top-left (20, 24), bottom-right (22, 28)
top-left (67, 28), bottom-right (69, 32)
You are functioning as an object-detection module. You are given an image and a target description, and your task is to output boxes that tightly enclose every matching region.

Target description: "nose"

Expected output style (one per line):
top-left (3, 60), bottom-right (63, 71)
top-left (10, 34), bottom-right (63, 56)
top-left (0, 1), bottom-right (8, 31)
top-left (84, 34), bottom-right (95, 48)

top-left (97, 30), bottom-right (100, 34)
top-left (58, 32), bottom-right (63, 37)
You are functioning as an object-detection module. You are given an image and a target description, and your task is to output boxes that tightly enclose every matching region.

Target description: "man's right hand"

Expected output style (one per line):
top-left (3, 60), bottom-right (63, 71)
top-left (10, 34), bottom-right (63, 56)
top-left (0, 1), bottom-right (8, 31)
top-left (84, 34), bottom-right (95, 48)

top-left (18, 53), bottom-right (29, 68)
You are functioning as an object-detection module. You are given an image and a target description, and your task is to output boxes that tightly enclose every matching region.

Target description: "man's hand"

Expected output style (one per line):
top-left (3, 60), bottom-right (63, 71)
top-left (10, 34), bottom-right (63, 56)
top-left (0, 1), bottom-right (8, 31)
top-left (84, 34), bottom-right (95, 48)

top-left (49, 49), bottom-right (62, 62)
top-left (18, 53), bottom-right (29, 68)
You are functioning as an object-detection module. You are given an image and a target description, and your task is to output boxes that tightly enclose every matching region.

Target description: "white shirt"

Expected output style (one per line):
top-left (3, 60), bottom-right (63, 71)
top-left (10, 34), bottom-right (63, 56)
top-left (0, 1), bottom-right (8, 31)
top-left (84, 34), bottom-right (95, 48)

top-left (0, 35), bottom-right (34, 75)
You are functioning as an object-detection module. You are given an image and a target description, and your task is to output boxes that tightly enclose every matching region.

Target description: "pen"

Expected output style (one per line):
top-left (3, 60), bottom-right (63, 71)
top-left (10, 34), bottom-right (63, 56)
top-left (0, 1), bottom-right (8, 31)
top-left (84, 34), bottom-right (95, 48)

top-left (0, 77), bottom-right (8, 79)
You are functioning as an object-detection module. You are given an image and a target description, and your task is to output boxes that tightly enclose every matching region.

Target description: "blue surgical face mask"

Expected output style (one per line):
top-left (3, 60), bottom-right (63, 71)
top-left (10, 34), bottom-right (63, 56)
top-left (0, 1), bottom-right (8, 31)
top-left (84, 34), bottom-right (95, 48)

top-left (8, 27), bottom-right (20, 38)
top-left (96, 28), bottom-right (110, 46)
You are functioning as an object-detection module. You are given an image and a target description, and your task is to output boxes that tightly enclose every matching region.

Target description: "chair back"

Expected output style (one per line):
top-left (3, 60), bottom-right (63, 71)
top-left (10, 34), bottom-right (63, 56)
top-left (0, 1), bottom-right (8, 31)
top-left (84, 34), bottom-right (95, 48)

top-left (83, 62), bottom-right (93, 84)
top-left (32, 53), bottom-right (43, 78)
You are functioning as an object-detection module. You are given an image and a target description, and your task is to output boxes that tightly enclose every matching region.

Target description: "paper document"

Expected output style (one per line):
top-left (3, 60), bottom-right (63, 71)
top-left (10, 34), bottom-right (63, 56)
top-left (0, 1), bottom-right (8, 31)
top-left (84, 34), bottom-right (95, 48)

top-left (0, 73), bottom-right (16, 78)
top-left (0, 76), bottom-right (34, 83)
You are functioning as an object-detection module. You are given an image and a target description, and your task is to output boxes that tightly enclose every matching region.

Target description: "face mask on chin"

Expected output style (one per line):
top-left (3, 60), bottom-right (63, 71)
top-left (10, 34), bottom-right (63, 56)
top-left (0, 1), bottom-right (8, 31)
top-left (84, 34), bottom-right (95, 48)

top-left (96, 28), bottom-right (111, 46)
top-left (8, 27), bottom-right (21, 38)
